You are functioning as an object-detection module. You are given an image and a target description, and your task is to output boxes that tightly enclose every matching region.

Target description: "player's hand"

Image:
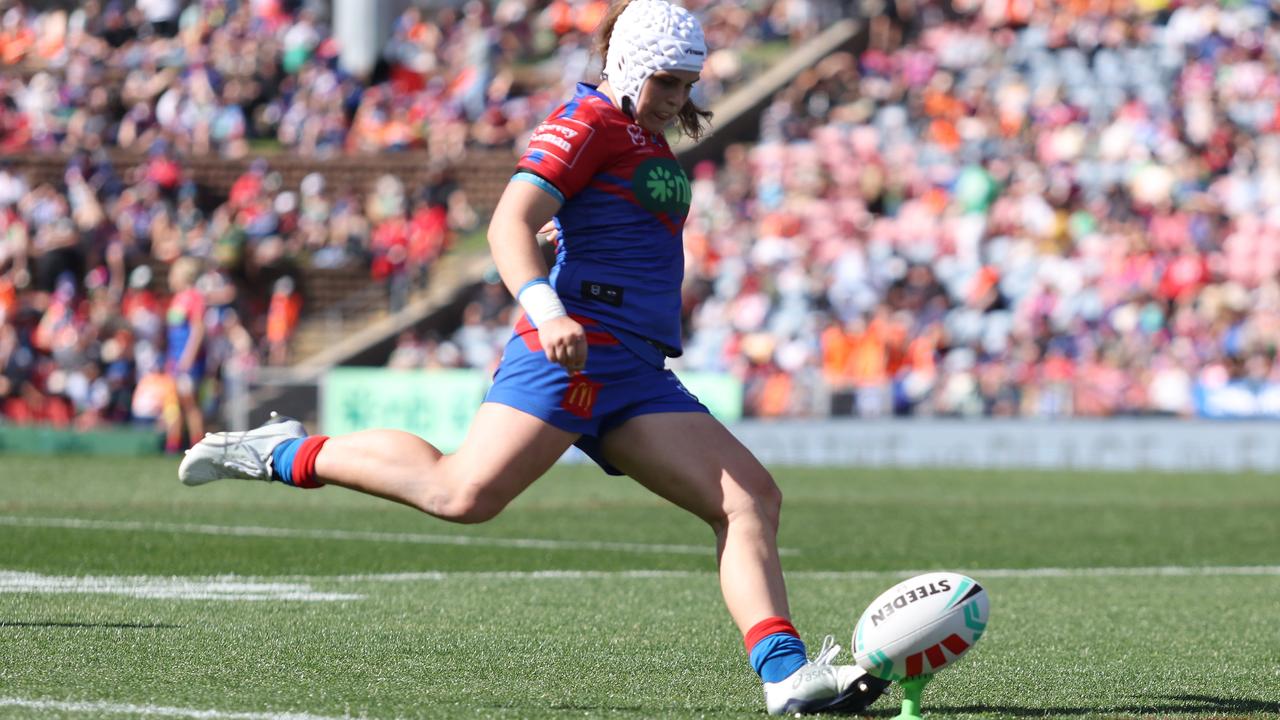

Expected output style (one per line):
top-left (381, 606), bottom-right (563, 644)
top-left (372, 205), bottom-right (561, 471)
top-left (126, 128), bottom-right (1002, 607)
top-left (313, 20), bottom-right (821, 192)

top-left (538, 315), bottom-right (587, 374)
top-left (537, 220), bottom-right (560, 247)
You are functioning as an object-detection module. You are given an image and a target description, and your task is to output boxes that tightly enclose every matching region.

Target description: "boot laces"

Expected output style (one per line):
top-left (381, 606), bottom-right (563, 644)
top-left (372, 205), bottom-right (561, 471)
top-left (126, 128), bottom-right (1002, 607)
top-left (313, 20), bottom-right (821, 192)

top-left (812, 635), bottom-right (841, 666)
top-left (222, 429), bottom-right (267, 477)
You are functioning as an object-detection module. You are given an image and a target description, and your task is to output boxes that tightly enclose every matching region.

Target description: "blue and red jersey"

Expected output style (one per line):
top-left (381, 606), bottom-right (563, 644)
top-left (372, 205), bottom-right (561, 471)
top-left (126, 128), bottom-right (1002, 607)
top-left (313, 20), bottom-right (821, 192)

top-left (514, 83), bottom-right (692, 365)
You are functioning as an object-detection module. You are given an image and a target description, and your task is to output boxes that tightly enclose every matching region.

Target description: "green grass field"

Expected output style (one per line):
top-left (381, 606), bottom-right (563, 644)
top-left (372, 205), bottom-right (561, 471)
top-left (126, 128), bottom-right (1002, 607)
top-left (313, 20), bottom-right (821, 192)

top-left (1, 455), bottom-right (1278, 719)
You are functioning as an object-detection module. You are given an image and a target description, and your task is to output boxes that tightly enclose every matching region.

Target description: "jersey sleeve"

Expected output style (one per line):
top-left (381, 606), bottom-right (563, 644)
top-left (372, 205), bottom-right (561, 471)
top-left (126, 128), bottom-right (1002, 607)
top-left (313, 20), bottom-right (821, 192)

top-left (515, 103), bottom-right (609, 203)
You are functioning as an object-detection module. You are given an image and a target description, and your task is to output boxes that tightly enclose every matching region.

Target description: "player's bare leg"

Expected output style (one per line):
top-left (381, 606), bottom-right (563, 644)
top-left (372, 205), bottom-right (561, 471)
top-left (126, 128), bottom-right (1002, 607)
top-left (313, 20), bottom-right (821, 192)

top-left (600, 412), bottom-right (887, 715)
top-left (600, 411), bottom-right (788, 628)
top-left (315, 403), bottom-right (576, 521)
top-left (180, 403), bottom-right (577, 524)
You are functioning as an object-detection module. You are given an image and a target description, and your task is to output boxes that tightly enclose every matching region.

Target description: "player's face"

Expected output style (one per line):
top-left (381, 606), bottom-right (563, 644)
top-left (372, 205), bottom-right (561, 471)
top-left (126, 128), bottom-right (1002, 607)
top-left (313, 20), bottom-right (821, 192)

top-left (635, 69), bottom-right (699, 134)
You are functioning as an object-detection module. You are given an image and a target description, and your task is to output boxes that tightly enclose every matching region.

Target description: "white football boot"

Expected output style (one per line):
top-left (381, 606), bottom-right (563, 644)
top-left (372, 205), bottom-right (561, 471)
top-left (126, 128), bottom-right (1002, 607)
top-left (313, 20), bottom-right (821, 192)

top-left (763, 636), bottom-right (889, 716)
top-left (179, 413), bottom-right (307, 486)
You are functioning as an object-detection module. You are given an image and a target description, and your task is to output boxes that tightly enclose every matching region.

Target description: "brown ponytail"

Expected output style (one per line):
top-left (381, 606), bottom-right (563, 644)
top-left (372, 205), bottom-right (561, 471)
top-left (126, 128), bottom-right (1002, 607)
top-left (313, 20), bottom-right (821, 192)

top-left (595, 0), bottom-right (714, 141)
top-left (595, 0), bottom-right (633, 63)
top-left (676, 97), bottom-right (714, 141)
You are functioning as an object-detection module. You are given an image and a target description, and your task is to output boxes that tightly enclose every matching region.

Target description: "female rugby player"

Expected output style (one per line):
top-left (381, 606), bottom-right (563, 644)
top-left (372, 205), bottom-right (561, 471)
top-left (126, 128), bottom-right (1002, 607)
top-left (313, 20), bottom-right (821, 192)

top-left (180, 1), bottom-right (886, 713)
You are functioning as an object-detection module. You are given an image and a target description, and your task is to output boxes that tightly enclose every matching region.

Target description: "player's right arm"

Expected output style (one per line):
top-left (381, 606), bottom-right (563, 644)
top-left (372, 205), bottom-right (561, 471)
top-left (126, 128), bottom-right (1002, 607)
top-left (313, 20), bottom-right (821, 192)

top-left (488, 178), bottom-right (587, 374)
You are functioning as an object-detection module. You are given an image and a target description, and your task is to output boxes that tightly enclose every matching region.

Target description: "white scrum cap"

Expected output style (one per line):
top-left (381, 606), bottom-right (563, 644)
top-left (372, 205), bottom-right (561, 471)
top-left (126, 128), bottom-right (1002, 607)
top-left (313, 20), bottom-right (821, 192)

top-left (603, 0), bottom-right (706, 115)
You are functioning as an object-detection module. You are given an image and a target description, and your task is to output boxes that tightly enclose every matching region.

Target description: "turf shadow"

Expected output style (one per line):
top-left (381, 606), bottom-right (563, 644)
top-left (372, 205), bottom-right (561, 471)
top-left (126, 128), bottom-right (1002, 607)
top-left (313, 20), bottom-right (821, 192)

top-left (0, 620), bottom-right (179, 629)
top-left (869, 694), bottom-right (1278, 717)
top-left (487, 703), bottom-right (737, 716)
top-left (1157, 694), bottom-right (1280, 714)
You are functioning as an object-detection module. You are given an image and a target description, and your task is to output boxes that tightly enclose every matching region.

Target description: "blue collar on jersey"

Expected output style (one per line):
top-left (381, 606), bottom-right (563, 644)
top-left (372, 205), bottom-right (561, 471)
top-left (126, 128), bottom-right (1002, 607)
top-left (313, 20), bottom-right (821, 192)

top-left (576, 82), bottom-right (616, 108)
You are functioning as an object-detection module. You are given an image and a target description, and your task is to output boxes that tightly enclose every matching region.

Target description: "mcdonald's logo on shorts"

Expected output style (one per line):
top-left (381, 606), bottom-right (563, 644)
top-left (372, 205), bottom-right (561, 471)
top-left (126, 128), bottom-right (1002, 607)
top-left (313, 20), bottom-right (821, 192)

top-left (562, 374), bottom-right (603, 419)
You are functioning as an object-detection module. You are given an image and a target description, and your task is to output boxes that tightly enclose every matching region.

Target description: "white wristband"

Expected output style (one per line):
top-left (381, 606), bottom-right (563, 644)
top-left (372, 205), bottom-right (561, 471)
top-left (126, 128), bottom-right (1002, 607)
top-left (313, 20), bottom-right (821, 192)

top-left (517, 279), bottom-right (567, 327)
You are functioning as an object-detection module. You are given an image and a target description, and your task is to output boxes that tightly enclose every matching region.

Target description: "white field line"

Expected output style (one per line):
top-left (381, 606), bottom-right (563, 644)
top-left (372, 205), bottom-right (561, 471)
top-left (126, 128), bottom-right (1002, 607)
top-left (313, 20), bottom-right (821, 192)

top-left (32, 565), bottom-right (1269, 587)
top-left (288, 564), bottom-right (1280, 583)
top-left (1, 565), bottom-right (1274, 602)
top-left (0, 698), bottom-right (369, 720)
top-left (792, 565), bottom-right (1280, 580)
top-left (0, 515), bottom-right (802, 556)
top-left (0, 571), bottom-right (361, 602)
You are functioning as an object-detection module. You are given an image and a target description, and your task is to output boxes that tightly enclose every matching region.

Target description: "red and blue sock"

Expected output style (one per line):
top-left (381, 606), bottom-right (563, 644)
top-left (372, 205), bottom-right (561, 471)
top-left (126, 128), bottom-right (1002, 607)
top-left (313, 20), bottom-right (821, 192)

top-left (270, 436), bottom-right (329, 489)
top-left (746, 616), bottom-right (808, 683)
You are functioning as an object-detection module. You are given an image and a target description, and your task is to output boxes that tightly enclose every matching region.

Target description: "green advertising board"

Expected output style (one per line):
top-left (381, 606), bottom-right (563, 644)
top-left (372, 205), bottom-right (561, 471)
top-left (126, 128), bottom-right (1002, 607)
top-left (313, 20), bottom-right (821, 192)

top-left (0, 426), bottom-right (163, 456)
top-left (674, 371), bottom-right (743, 423)
top-left (322, 368), bottom-right (742, 452)
top-left (322, 368), bottom-right (490, 452)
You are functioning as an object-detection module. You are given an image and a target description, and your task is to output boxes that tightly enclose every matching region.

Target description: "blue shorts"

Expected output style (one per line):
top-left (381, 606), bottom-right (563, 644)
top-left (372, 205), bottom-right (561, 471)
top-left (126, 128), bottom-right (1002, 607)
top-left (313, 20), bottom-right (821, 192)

top-left (484, 314), bottom-right (709, 475)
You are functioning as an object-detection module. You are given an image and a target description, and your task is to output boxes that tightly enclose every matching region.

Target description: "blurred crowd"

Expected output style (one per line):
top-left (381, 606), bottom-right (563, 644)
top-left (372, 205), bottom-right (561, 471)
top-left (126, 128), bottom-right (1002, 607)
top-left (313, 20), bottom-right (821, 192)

top-left (690, 0), bottom-right (1280, 419)
top-left (405, 0), bottom-right (1280, 420)
top-left (8, 0), bottom-right (1280, 433)
top-left (0, 147), bottom-right (470, 446)
top-left (0, 0), bottom-right (865, 439)
top-left (0, 0), bottom-right (846, 158)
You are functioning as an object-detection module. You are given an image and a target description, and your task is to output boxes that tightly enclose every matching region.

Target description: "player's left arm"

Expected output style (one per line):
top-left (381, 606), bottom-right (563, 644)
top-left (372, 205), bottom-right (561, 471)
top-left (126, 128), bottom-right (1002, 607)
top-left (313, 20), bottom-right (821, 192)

top-left (488, 179), bottom-right (561, 296)
top-left (487, 179), bottom-right (586, 373)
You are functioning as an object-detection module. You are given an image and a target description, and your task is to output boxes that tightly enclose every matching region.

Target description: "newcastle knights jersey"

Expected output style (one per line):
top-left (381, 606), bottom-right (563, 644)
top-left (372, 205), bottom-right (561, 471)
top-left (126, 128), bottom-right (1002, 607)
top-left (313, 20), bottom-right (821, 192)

top-left (514, 83), bottom-right (692, 365)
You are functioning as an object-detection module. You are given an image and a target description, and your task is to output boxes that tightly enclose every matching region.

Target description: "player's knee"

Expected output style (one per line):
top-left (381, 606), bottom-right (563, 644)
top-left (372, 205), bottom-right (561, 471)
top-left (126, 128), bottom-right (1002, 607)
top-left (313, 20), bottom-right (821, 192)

top-left (750, 471), bottom-right (783, 529)
top-left (452, 501), bottom-right (504, 524)
top-left (419, 477), bottom-right (508, 524)
top-left (764, 477), bottom-right (784, 522)
top-left (443, 488), bottom-right (507, 524)
top-left (718, 468), bottom-right (783, 532)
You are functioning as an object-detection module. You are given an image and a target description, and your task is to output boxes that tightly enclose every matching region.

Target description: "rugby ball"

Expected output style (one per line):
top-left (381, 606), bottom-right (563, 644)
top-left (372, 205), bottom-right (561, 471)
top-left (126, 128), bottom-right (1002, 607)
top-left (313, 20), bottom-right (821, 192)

top-left (853, 572), bottom-right (988, 681)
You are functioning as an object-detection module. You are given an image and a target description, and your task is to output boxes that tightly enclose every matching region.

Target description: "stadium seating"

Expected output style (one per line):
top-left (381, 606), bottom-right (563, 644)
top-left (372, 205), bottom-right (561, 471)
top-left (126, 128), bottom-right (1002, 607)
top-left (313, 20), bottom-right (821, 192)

top-left (429, 1), bottom-right (1280, 421)
top-left (7, 0), bottom-right (1280, 434)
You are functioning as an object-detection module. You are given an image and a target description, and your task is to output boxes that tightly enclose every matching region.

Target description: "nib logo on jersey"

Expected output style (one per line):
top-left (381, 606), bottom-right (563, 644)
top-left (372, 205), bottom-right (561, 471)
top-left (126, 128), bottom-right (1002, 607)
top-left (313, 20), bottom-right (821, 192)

top-left (633, 158), bottom-right (691, 216)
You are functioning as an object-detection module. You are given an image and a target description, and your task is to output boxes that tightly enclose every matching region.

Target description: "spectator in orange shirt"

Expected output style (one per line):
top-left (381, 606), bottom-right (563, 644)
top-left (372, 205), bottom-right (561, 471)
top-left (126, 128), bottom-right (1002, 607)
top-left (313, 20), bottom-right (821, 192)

top-left (265, 276), bottom-right (301, 367)
top-left (755, 368), bottom-right (794, 418)
top-left (900, 321), bottom-right (942, 413)
top-left (847, 312), bottom-right (889, 418)
top-left (819, 315), bottom-right (851, 390)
